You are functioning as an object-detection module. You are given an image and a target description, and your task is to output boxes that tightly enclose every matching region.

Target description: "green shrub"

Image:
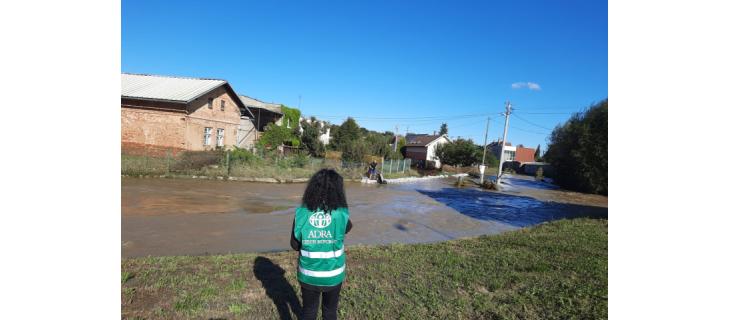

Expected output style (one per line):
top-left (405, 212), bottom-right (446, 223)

top-left (292, 153), bottom-right (308, 168)
top-left (229, 147), bottom-right (259, 165)
top-left (341, 140), bottom-right (368, 163)
top-left (435, 138), bottom-right (480, 167)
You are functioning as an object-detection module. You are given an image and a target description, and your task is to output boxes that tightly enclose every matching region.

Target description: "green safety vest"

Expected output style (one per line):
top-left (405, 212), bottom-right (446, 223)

top-left (293, 206), bottom-right (349, 287)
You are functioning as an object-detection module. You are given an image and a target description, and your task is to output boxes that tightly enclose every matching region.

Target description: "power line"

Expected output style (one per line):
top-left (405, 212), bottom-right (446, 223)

top-left (519, 112), bottom-right (574, 115)
top-left (511, 113), bottom-right (555, 131)
top-left (510, 125), bottom-right (550, 135)
top-left (310, 112), bottom-right (499, 121)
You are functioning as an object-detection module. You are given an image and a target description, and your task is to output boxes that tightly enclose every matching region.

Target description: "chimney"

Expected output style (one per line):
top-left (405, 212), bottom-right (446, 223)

top-left (433, 130), bottom-right (436, 135)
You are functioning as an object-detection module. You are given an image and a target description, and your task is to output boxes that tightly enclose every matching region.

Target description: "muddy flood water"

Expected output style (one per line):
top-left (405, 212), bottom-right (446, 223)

top-left (122, 175), bottom-right (607, 257)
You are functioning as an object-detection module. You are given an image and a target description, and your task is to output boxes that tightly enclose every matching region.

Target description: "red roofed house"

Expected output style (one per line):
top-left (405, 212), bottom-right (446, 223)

top-left (487, 140), bottom-right (536, 163)
top-left (515, 146), bottom-right (536, 163)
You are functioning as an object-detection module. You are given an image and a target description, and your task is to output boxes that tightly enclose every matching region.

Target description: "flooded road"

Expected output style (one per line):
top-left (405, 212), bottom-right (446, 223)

top-left (122, 175), bottom-right (607, 257)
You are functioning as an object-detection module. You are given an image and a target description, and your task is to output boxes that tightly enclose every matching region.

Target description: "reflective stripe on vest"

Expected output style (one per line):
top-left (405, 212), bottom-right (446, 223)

top-left (299, 264), bottom-right (346, 278)
top-left (300, 247), bottom-right (344, 259)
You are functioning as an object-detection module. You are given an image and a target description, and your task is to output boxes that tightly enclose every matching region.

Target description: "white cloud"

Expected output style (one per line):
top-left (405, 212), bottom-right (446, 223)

top-left (511, 82), bottom-right (541, 91)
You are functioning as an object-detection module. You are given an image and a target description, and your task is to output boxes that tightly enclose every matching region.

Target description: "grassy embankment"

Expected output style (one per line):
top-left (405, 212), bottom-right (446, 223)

top-left (122, 153), bottom-right (422, 181)
top-left (122, 218), bottom-right (607, 319)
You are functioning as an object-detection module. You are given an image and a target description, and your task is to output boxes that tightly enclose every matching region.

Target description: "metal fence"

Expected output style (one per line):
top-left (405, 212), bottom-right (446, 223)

top-left (381, 158), bottom-right (412, 174)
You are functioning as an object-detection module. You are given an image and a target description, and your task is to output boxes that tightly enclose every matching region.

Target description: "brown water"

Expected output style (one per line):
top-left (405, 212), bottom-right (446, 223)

top-left (122, 175), bottom-right (607, 257)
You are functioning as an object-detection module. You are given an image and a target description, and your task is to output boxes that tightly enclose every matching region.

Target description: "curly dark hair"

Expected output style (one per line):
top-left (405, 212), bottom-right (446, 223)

top-left (302, 168), bottom-right (348, 212)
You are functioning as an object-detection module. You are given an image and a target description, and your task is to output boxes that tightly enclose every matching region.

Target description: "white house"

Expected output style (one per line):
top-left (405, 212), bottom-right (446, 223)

top-left (404, 134), bottom-right (451, 168)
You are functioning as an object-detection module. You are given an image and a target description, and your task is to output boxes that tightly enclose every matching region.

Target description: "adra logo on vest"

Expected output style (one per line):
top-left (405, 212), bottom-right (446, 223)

top-left (309, 211), bottom-right (332, 228)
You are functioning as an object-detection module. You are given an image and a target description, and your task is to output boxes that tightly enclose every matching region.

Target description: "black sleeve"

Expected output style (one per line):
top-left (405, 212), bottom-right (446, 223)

top-left (346, 219), bottom-right (353, 234)
top-left (290, 220), bottom-right (301, 251)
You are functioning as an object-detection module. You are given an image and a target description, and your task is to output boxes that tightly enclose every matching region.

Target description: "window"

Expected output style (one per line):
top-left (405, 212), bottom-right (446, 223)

top-left (203, 127), bottom-right (212, 146)
top-left (216, 128), bottom-right (225, 147)
top-left (220, 100), bottom-right (226, 111)
top-left (208, 98), bottom-right (213, 109)
top-left (504, 150), bottom-right (516, 161)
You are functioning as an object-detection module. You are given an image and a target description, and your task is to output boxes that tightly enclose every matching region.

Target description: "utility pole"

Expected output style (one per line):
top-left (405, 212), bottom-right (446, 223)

top-left (480, 117), bottom-right (491, 184)
top-left (496, 101), bottom-right (512, 185)
top-left (393, 125), bottom-right (399, 153)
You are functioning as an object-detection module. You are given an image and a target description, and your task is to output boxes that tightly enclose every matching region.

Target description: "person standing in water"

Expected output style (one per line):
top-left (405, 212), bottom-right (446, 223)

top-left (290, 169), bottom-right (352, 320)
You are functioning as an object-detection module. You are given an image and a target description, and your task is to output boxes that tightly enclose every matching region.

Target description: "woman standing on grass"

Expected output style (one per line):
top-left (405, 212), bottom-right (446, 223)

top-left (291, 168), bottom-right (353, 320)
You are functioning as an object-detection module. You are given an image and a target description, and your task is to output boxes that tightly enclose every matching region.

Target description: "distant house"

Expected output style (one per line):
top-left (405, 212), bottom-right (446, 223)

top-left (299, 117), bottom-right (332, 145)
top-left (487, 140), bottom-right (536, 168)
top-left (237, 95), bottom-right (284, 149)
top-left (404, 134), bottom-right (451, 168)
top-left (121, 73), bottom-right (254, 155)
top-left (487, 140), bottom-right (517, 162)
top-left (515, 146), bottom-right (536, 163)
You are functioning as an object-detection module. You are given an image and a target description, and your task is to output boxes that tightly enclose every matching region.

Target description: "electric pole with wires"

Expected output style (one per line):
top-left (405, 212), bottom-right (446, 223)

top-left (480, 116), bottom-right (491, 184)
top-left (496, 101), bottom-right (512, 185)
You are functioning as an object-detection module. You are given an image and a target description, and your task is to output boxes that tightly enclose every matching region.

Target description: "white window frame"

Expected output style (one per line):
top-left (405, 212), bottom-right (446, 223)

top-left (204, 127), bottom-right (212, 146)
top-left (504, 150), bottom-right (515, 161)
top-left (216, 128), bottom-right (225, 147)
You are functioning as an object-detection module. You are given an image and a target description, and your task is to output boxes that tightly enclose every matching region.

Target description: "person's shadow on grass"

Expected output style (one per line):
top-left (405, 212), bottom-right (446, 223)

top-left (253, 256), bottom-right (302, 320)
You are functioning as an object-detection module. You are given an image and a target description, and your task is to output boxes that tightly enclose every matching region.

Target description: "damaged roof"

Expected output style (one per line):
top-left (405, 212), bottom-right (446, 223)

top-left (238, 95), bottom-right (283, 115)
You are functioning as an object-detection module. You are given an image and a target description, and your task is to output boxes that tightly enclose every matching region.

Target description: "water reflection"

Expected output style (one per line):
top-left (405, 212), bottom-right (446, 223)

top-left (416, 187), bottom-right (607, 227)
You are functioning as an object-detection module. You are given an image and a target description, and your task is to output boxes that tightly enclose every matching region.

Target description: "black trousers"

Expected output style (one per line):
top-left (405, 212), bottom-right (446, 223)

top-left (300, 283), bottom-right (342, 320)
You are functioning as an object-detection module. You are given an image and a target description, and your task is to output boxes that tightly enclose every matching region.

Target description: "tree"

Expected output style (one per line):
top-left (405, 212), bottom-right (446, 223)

top-left (300, 121), bottom-right (325, 157)
top-left (534, 144), bottom-right (542, 162)
top-left (479, 147), bottom-right (499, 167)
top-left (439, 123), bottom-right (448, 135)
top-left (435, 138), bottom-right (480, 167)
top-left (332, 117), bottom-right (361, 150)
top-left (544, 99), bottom-right (608, 195)
top-left (258, 122), bottom-right (292, 149)
top-left (341, 139), bottom-right (368, 163)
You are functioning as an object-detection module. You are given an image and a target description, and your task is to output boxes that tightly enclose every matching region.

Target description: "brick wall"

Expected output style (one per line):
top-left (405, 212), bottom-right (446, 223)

top-left (515, 147), bottom-right (536, 163)
top-left (121, 107), bottom-right (187, 152)
top-left (184, 86), bottom-right (241, 151)
top-left (121, 85), bottom-right (243, 153)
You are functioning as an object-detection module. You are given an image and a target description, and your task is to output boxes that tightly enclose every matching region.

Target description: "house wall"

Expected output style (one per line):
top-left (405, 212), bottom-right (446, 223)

top-left (121, 86), bottom-right (242, 154)
top-left (184, 86), bottom-right (242, 151)
top-left (405, 146), bottom-right (427, 161)
top-left (237, 116), bottom-right (257, 149)
top-left (121, 99), bottom-right (187, 154)
top-left (515, 147), bottom-right (536, 163)
top-left (426, 136), bottom-right (450, 168)
top-left (319, 127), bottom-right (331, 145)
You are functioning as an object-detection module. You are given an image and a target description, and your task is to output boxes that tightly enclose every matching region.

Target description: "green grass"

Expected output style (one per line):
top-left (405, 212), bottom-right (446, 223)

top-left (122, 218), bottom-right (607, 319)
top-left (121, 154), bottom-right (422, 181)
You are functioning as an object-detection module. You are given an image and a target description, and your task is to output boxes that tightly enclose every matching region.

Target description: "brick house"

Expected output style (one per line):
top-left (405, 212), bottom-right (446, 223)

top-left (404, 134), bottom-right (451, 168)
top-left (515, 146), bottom-right (536, 163)
top-left (121, 73), bottom-right (254, 155)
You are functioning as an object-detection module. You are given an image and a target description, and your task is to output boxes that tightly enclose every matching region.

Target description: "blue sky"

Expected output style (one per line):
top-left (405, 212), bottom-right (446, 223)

top-left (122, 0), bottom-right (607, 150)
